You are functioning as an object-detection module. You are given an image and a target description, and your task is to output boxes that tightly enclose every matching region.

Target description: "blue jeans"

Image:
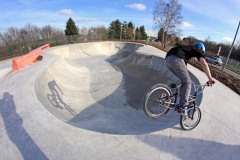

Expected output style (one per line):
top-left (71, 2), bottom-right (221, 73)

top-left (165, 55), bottom-right (191, 106)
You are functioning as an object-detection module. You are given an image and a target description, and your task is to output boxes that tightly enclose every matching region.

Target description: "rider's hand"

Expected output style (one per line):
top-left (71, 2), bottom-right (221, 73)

top-left (207, 79), bottom-right (215, 86)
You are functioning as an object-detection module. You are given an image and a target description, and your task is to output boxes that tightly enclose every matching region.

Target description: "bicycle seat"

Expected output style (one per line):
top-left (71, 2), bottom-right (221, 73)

top-left (170, 83), bottom-right (182, 89)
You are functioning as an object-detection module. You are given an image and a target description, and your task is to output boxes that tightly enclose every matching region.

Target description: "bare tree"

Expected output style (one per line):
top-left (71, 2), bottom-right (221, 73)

top-left (25, 24), bottom-right (41, 42)
top-left (153, 0), bottom-right (183, 47)
top-left (87, 26), bottom-right (107, 40)
top-left (87, 27), bottom-right (98, 38)
top-left (0, 27), bottom-right (19, 46)
top-left (79, 27), bottom-right (88, 36)
top-left (95, 26), bottom-right (108, 40)
top-left (41, 25), bottom-right (53, 40)
top-left (0, 24), bottom-right (66, 54)
top-left (0, 33), bottom-right (4, 47)
top-left (78, 26), bottom-right (107, 40)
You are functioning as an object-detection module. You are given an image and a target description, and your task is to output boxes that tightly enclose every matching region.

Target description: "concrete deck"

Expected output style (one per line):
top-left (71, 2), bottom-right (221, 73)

top-left (0, 42), bottom-right (239, 160)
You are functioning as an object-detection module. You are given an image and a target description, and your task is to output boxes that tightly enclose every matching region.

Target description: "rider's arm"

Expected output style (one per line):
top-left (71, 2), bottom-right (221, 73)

top-left (199, 57), bottom-right (215, 85)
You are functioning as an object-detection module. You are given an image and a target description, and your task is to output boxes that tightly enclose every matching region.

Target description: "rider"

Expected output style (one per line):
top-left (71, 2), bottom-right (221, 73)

top-left (165, 42), bottom-right (215, 116)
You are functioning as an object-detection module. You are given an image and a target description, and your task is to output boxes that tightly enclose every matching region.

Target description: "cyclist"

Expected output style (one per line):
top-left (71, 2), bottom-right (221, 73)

top-left (165, 42), bottom-right (215, 116)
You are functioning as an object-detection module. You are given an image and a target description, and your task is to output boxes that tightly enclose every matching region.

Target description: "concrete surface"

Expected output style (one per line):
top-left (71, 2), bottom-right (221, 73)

top-left (0, 59), bottom-right (12, 79)
top-left (0, 42), bottom-right (240, 160)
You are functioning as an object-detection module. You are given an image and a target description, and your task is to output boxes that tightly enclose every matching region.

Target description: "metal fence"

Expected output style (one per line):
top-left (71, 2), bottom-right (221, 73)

top-left (220, 56), bottom-right (240, 69)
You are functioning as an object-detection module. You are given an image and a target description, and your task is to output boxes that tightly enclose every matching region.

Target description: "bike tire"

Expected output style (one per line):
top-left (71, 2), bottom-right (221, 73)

top-left (143, 83), bottom-right (173, 119)
top-left (180, 106), bottom-right (201, 130)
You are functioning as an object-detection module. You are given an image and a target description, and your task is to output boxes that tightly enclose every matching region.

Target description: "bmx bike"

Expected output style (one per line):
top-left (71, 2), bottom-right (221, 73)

top-left (143, 81), bottom-right (211, 130)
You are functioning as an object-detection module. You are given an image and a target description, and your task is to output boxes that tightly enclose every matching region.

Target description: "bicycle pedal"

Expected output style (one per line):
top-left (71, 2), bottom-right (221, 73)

top-left (181, 113), bottom-right (188, 117)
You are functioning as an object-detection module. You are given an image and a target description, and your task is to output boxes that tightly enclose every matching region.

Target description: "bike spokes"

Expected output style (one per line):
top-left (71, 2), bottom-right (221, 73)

top-left (180, 107), bottom-right (201, 130)
top-left (143, 84), bottom-right (173, 119)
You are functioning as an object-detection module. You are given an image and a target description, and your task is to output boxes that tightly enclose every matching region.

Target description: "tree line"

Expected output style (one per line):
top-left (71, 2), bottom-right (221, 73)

top-left (0, 18), bottom-right (148, 48)
top-left (107, 19), bottom-right (147, 40)
top-left (64, 18), bottom-right (148, 40)
top-left (0, 23), bottom-right (64, 48)
top-left (0, 18), bottom-right (148, 60)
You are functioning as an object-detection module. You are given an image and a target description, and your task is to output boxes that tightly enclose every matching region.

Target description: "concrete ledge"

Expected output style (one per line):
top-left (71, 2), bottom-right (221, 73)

top-left (12, 43), bottom-right (50, 71)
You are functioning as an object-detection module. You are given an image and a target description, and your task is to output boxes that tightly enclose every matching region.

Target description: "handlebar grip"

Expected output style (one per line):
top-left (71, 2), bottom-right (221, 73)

top-left (206, 80), bottom-right (215, 86)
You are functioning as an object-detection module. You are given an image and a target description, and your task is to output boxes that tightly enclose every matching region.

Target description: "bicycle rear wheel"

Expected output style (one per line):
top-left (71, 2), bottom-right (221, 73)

top-left (180, 107), bottom-right (201, 130)
top-left (143, 83), bottom-right (173, 119)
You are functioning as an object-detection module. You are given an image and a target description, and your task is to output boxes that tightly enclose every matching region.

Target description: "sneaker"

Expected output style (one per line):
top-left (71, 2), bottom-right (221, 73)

top-left (178, 105), bottom-right (188, 116)
top-left (177, 105), bottom-right (184, 113)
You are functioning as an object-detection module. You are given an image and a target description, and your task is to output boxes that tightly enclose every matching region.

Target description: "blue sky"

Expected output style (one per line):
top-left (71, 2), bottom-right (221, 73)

top-left (0, 0), bottom-right (239, 43)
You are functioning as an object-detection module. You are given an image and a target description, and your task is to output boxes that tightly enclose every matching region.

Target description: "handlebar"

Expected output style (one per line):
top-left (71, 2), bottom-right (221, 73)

top-left (206, 80), bottom-right (215, 86)
top-left (193, 81), bottom-right (215, 96)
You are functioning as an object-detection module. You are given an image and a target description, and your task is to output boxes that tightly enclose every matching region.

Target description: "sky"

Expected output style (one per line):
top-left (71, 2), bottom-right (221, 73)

top-left (0, 0), bottom-right (239, 44)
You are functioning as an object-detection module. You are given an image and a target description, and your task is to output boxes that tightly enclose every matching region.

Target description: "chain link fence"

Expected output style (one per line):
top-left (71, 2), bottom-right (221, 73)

top-left (220, 56), bottom-right (240, 69)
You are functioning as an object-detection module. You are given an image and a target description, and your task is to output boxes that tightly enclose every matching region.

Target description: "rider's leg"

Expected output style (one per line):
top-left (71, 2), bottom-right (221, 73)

top-left (166, 55), bottom-right (191, 108)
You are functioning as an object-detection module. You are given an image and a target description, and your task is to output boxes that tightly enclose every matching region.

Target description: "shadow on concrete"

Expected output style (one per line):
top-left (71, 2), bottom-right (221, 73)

top-left (0, 92), bottom-right (48, 160)
top-left (47, 80), bottom-right (77, 116)
top-left (137, 134), bottom-right (240, 159)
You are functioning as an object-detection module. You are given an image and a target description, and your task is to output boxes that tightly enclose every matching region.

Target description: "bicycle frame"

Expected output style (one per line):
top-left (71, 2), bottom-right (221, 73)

top-left (164, 82), bottom-right (208, 109)
top-left (143, 81), bottom-right (211, 129)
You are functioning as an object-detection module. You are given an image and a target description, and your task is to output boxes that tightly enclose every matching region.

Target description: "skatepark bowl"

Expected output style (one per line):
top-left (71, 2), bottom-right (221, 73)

top-left (35, 42), bottom-right (202, 135)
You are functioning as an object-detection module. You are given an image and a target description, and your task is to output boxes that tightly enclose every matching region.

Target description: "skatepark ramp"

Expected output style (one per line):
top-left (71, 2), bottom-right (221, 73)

top-left (35, 42), bottom-right (200, 134)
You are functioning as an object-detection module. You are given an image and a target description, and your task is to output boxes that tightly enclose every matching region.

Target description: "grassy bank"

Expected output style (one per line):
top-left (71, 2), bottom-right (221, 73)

top-left (226, 64), bottom-right (240, 74)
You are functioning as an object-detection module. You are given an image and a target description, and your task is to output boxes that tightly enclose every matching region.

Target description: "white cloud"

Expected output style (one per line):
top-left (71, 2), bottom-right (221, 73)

top-left (223, 37), bottom-right (233, 44)
top-left (58, 9), bottom-right (73, 15)
top-left (181, 22), bottom-right (195, 28)
top-left (126, 3), bottom-right (146, 11)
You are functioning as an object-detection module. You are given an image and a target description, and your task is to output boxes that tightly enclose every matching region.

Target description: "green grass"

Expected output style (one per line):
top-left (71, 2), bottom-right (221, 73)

top-left (226, 64), bottom-right (240, 74)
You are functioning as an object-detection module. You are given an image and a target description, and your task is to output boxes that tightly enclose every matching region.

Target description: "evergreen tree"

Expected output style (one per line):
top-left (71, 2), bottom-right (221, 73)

top-left (65, 18), bottom-right (79, 36)
top-left (107, 20), bottom-right (147, 40)
top-left (126, 22), bottom-right (134, 40)
top-left (107, 19), bottom-right (121, 39)
top-left (122, 21), bottom-right (128, 39)
top-left (135, 27), bottom-right (139, 40)
top-left (139, 26), bottom-right (147, 40)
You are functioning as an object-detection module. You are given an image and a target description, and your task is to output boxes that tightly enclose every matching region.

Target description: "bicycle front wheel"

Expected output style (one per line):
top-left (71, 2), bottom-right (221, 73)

top-left (180, 107), bottom-right (201, 130)
top-left (143, 83), bottom-right (173, 119)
